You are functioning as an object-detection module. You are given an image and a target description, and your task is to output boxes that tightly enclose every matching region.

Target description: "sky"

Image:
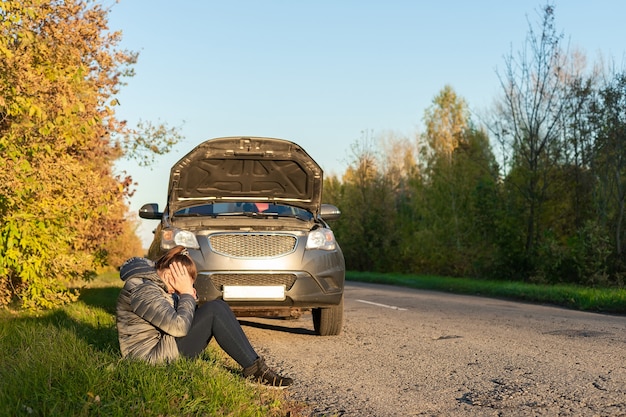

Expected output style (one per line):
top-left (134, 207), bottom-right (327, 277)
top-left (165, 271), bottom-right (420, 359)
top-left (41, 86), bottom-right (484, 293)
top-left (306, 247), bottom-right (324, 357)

top-left (105, 1), bottom-right (626, 248)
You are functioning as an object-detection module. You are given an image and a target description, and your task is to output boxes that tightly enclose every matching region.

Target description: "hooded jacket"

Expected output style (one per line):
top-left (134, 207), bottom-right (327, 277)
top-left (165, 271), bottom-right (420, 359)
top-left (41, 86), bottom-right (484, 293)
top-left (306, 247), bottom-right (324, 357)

top-left (116, 257), bottom-right (197, 363)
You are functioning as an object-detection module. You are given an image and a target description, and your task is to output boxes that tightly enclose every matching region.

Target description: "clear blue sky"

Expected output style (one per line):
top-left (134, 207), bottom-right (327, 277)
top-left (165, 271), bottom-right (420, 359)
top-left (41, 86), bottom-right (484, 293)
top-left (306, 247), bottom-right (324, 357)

top-left (106, 1), bottom-right (626, 247)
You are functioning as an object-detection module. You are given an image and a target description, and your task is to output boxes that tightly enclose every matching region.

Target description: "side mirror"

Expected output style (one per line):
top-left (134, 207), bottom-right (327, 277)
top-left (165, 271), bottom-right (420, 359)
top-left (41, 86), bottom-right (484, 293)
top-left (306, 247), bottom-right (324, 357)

top-left (320, 204), bottom-right (341, 221)
top-left (139, 203), bottom-right (162, 220)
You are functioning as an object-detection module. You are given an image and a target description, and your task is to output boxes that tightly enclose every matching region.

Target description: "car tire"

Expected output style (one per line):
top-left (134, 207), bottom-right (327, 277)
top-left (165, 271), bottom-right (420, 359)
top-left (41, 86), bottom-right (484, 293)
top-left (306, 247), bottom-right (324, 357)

top-left (312, 295), bottom-right (343, 336)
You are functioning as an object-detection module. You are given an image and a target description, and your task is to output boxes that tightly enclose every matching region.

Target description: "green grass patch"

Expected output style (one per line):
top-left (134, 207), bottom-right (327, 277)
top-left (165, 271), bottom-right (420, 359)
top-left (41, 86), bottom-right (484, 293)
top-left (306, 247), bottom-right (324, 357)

top-left (347, 271), bottom-right (626, 314)
top-left (0, 274), bottom-right (295, 417)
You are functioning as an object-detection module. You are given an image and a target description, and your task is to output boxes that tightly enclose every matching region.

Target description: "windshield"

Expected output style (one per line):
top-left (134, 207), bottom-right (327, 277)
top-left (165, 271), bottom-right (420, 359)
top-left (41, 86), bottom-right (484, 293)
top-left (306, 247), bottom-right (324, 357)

top-left (173, 202), bottom-right (313, 221)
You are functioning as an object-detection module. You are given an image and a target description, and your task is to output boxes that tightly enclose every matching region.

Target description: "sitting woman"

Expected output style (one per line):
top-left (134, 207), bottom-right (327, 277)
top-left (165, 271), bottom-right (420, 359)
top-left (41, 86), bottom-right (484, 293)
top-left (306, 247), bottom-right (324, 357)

top-left (115, 245), bottom-right (293, 388)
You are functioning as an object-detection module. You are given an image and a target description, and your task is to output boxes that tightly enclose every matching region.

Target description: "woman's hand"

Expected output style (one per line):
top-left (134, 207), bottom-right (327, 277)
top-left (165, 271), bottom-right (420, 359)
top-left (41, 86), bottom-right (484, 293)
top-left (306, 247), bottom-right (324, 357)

top-left (168, 262), bottom-right (196, 297)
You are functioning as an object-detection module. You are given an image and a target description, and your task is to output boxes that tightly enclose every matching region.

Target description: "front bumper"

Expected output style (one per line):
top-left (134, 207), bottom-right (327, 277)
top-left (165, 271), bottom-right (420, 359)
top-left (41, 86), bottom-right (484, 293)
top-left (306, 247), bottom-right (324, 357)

top-left (194, 269), bottom-right (344, 308)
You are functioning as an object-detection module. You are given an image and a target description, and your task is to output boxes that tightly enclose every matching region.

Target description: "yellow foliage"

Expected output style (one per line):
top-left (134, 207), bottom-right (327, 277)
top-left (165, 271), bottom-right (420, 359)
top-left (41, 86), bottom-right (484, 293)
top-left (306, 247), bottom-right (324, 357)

top-left (424, 85), bottom-right (469, 161)
top-left (0, 0), bottom-right (152, 309)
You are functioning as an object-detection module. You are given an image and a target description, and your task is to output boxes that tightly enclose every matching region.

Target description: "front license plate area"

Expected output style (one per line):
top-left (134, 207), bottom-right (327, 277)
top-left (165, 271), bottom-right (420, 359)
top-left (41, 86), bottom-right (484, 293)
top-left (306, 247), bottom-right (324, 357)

top-left (223, 285), bottom-right (286, 301)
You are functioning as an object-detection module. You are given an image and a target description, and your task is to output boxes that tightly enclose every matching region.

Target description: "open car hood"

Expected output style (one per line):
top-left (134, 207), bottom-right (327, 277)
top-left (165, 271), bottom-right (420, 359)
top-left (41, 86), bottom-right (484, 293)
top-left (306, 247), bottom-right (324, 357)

top-left (167, 137), bottom-right (323, 216)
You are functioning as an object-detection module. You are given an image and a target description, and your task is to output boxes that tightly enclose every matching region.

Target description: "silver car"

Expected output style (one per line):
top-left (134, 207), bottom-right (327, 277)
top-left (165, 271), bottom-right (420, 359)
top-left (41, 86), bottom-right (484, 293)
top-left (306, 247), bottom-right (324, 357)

top-left (139, 136), bottom-right (345, 335)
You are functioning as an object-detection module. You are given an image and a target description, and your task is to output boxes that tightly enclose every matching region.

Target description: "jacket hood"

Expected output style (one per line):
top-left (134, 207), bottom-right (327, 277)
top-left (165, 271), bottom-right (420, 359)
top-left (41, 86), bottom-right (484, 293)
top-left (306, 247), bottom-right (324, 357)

top-left (119, 257), bottom-right (162, 285)
top-left (166, 137), bottom-right (323, 216)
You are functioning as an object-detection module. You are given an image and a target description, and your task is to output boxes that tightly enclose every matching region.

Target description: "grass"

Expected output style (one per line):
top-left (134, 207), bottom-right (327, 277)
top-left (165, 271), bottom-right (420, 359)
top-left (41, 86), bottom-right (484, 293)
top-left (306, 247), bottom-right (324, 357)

top-left (0, 271), bottom-right (301, 417)
top-left (347, 271), bottom-right (626, 314)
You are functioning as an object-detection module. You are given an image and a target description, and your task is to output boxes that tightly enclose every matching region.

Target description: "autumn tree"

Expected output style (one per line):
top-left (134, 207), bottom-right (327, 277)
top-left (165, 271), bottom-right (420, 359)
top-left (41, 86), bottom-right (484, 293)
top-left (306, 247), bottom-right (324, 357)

top-left (335, 132), bottom-right (382, 271)
top-left (102, 214), bottom-right (145, 270)
top-left (378, 132), bottom-right (421, 270)
top-left (0, 0), bottom-right (178, 308)
top-left (330, 131), bottom-right (407, 271)
top-left (424, 84), bottom-right (469, 162)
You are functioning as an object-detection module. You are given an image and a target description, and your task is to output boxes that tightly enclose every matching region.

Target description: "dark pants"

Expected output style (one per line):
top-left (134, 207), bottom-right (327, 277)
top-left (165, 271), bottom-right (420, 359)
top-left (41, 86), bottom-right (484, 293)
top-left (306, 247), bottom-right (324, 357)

top-left (176, 299), bottom-right (258, 368)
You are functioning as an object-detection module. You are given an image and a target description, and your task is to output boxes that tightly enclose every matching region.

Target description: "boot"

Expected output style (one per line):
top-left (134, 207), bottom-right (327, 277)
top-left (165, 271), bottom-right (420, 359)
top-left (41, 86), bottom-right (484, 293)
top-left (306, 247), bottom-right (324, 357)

top-left (243, 357), bottom-right (293, 388)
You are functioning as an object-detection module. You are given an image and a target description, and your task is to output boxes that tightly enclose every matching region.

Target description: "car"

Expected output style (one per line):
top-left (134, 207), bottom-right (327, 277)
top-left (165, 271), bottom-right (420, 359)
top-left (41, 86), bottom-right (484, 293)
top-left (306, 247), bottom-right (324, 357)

top-left (138, 136), bottom-right (345, 335)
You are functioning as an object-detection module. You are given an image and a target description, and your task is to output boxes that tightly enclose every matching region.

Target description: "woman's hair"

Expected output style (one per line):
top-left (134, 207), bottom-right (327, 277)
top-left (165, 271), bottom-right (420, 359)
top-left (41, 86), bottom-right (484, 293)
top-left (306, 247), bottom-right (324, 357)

top-left (155, 246), bottom-right (198, 280)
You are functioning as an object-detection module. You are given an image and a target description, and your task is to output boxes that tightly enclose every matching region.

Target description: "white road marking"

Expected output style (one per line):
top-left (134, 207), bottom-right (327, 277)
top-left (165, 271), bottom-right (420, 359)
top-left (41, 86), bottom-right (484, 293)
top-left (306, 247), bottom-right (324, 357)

top-left (356, 299), bottom-right (408, 311)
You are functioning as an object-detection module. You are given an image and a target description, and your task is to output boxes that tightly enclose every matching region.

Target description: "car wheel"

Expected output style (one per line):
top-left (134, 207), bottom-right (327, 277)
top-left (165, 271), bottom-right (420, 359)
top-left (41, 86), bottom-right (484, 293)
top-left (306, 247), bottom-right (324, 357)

top-left (312, 296), bottom-right (343, 336)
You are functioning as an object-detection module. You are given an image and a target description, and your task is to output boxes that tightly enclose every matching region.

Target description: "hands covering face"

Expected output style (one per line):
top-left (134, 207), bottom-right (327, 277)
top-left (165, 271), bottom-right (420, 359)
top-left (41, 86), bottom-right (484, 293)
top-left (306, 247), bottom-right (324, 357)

top-left (167, 262), bottom-right (196, 297)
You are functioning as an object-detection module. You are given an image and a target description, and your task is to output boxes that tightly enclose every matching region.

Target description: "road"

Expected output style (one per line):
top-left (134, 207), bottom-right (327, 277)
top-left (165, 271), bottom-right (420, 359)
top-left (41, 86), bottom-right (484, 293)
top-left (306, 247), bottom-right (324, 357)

top-left (240, 281), bottom-right (626, 416)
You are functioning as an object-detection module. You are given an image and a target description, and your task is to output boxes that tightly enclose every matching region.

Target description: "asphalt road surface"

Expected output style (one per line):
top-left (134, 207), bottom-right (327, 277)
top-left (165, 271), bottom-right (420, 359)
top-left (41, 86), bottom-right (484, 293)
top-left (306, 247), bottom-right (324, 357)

top-left (240, 281), bottom-right (626, 416)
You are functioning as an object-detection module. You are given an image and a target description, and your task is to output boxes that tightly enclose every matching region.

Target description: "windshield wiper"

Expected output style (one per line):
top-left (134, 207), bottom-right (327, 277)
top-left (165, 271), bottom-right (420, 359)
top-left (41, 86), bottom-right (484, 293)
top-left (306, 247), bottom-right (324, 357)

top-left (210, 211), bottom-right (311, 221)
top-left (254, 212), bottom-right (312, 221)
top-left (210, 211), bottom-right (258, 217)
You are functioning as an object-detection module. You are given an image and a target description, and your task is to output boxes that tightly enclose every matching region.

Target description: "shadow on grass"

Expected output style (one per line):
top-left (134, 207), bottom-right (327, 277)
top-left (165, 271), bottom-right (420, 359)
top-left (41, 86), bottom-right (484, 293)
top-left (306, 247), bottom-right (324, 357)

top-left (3, 308), bottom-right (120, 354)
top-left (78, 286), bottom-right (121, 315)
top-left (239, 319), bottom-right (316, 335)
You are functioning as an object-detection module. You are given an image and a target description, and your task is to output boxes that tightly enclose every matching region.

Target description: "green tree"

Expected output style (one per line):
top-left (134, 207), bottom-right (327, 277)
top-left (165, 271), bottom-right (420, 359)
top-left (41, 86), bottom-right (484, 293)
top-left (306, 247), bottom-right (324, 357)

top-left (378, 132), bottom-right (421, 272)
top-left (0, 0), bottom-right (178, 308)
top-left (561, 62), bottom-right (597, 232)
top-left (336, 132), bottom-right (381, 271)
top-left (410, 87), bottom-right (500, 276)
top-left (331, 131), bottom-right (404, 271)
top-left (492, 3), bottom-right (583, 267)
top-left (422, 86), bottom-right (470, 255)
top-left (590, 71), bottom-right (626, 275)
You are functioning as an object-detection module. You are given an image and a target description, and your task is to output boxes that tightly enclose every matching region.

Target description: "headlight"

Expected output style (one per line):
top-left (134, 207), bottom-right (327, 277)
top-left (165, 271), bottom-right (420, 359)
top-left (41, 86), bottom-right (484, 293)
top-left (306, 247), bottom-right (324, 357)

top-left (160, 229), bottom-right (200, 250)
top-left (306, 228), bottom-right (337, 251)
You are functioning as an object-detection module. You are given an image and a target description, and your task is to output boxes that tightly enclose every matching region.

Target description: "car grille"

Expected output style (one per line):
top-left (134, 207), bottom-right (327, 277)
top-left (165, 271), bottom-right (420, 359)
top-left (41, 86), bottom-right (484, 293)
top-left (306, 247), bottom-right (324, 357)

top-left (210, 273), bottom-right (298, 290)
top-left (208, 233), bottom-right (297, 258)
